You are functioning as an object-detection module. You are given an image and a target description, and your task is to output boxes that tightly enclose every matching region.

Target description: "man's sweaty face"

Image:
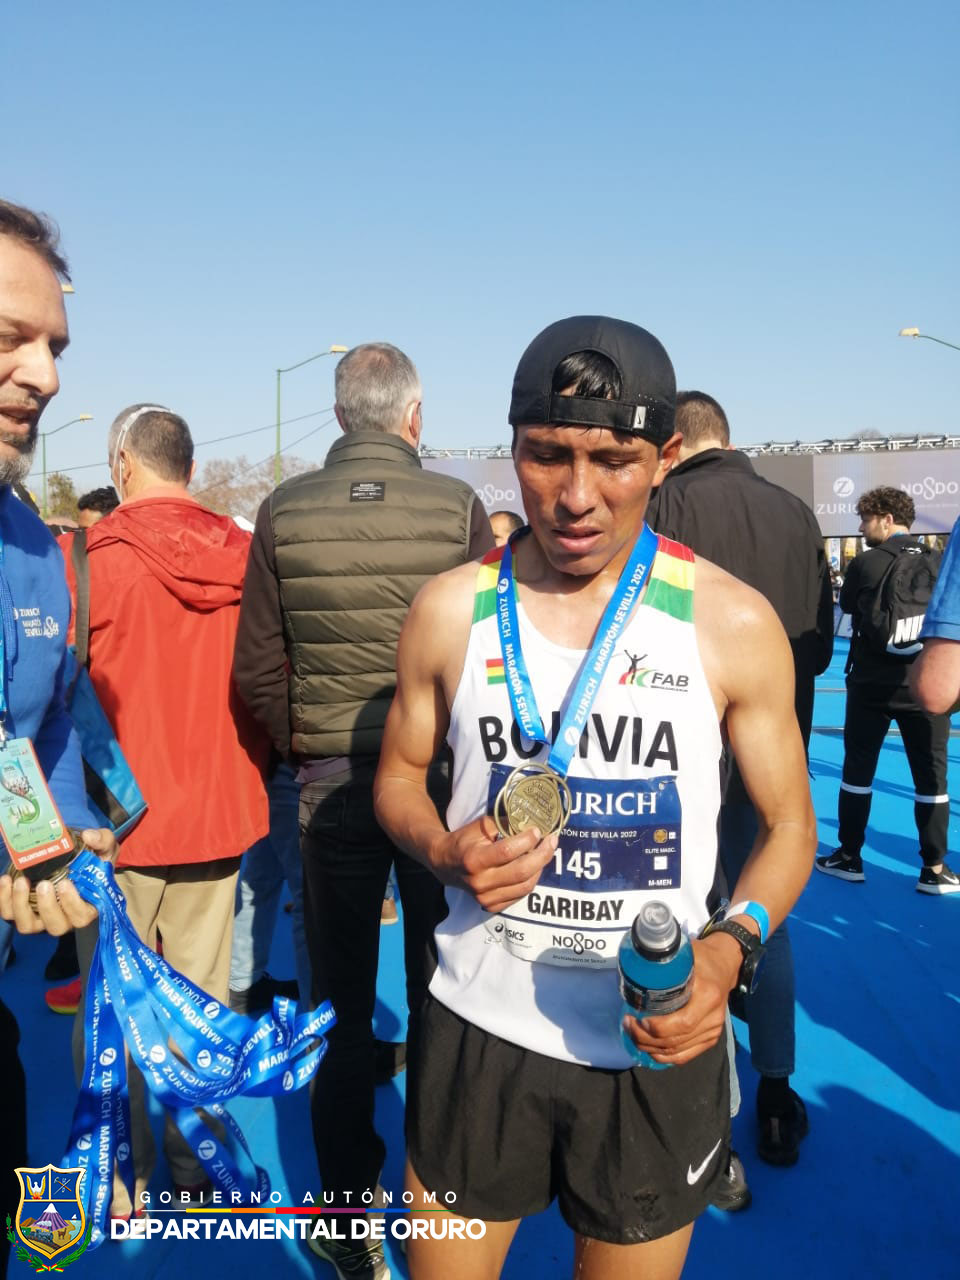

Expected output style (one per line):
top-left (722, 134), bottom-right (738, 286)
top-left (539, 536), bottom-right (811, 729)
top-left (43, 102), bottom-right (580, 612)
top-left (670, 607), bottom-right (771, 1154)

top-left (512, 425), bottom-right (663, 577)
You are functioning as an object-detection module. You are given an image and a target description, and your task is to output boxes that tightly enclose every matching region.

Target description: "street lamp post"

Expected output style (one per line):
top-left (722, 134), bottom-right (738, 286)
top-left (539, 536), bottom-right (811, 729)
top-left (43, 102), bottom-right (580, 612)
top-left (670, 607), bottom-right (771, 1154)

top-left (898, 328), bottom-right (960, 354)
top-left (274, 345), bottom-right (348, 485)
top-left (41, 414), bottom-right (93, 517)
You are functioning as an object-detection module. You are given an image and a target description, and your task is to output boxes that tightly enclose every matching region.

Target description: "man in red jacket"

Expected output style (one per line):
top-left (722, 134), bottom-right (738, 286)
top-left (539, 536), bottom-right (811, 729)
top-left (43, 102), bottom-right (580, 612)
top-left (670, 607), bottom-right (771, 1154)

top-left (64, 403), bottom-right (269, 1216)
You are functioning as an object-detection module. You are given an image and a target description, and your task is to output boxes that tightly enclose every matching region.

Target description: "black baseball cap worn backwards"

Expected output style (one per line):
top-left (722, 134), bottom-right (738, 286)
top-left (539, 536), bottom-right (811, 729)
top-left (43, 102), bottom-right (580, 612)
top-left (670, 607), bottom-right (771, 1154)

top-left (508, 315), bottom-right (677, 447)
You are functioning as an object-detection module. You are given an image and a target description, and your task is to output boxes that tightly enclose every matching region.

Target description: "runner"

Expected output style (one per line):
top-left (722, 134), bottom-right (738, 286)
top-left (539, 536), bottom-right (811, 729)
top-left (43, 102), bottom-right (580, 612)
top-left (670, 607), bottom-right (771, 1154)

top-left (374, 315), bottom-right (815, 1280)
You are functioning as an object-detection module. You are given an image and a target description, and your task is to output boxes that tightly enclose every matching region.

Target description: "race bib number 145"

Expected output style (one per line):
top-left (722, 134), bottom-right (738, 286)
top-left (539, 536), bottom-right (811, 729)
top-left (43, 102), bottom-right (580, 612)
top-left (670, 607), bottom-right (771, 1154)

top-left (484, 767), bottom-right (682, 968)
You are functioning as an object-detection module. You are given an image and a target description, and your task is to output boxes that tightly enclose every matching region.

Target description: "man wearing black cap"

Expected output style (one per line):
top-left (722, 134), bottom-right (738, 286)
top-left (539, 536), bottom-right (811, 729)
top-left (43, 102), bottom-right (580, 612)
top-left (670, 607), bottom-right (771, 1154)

top-left (375, 317), bottom-right (815, 1279)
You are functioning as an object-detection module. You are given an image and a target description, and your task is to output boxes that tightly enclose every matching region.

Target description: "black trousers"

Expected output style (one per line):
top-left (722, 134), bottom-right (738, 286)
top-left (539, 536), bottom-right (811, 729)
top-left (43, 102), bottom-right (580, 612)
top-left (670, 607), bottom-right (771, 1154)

top-left (299, 759), bottom-right (447, 1208)
top-left (0, 999), bottom-right (27, 1279)
top-left (838, 680), bottom-right (950, 867)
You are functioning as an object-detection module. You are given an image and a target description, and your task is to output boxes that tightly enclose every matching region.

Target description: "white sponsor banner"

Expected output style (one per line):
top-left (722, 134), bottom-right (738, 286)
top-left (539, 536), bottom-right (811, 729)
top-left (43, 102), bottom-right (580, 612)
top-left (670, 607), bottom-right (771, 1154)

top-left (423, 457), bottom-right (522, 513)
top-left (814, 452), bottom-right (960, 535)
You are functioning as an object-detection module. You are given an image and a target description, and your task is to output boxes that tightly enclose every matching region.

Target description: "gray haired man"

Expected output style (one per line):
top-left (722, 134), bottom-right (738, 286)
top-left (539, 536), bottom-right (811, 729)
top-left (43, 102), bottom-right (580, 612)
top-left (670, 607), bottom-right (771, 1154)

top-left (233, 342), bottom-right (493, 1279)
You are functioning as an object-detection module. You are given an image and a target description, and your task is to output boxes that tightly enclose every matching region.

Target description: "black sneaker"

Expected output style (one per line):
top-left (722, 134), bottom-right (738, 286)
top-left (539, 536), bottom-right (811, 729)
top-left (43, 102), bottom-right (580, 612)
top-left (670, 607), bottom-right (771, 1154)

top-left (711, 1151), bottom-right (751, 1212)
top-left (917, 864), bottom-right (960, 895)
top-left (757, 1088), bottom-right (809, 1166)
top-left (228, 973), bottom-right (300, 1016)
top-left (815, 847), bottom-right (865, 882)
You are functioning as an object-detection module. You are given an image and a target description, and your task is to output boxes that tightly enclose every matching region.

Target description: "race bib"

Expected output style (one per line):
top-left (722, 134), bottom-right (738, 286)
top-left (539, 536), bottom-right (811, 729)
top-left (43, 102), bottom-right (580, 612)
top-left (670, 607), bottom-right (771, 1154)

top-left (483, 766), bottom-right (682, 968)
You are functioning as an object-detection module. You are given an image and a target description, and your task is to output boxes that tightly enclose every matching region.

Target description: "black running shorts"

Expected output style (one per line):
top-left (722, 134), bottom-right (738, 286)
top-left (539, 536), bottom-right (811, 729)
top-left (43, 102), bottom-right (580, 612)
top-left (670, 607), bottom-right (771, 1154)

top-left (406, 993), bottom-right (730, 1244)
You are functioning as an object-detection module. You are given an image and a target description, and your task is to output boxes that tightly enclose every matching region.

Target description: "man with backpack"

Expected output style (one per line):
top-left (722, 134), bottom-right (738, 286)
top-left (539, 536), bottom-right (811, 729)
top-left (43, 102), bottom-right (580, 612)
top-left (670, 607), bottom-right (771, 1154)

top-left (817, 486), bottom-right (956, 893)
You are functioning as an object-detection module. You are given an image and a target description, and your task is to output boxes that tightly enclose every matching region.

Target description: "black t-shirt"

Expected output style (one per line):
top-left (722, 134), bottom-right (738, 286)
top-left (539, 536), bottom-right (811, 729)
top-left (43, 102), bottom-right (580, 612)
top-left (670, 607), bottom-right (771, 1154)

top-left (840, 534), bottom-right (924, 686)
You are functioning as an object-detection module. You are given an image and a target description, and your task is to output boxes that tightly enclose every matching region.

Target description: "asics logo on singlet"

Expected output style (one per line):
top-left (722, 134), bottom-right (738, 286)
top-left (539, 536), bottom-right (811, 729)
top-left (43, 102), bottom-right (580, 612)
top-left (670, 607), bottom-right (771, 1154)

top-left (493, 922), bottom-right (525, 942)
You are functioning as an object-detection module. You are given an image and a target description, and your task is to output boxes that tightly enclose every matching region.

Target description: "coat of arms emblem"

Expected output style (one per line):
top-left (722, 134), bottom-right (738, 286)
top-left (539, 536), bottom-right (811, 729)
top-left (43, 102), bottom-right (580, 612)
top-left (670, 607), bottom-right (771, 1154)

top-left (7, 1165), bottom-right (91, 1271)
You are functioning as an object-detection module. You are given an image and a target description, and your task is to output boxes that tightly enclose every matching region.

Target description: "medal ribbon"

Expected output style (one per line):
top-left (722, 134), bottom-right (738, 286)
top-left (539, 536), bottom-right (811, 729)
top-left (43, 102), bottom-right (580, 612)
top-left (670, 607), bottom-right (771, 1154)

top-left (62, 850), bottom-right (335, 1246)
top-left (496, 523), bottom-right (660, 777)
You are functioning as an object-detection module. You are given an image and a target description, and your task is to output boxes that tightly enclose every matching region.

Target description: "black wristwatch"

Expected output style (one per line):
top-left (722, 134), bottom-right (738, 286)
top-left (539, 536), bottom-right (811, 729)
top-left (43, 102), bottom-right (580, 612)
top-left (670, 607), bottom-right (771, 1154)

top-left (699, 912), bottom-right (766, 996)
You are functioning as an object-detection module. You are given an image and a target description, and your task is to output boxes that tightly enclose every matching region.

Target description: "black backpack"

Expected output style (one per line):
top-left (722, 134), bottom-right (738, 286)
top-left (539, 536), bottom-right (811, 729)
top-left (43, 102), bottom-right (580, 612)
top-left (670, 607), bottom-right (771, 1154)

top-left (856, 541), bottom-right (941, 660)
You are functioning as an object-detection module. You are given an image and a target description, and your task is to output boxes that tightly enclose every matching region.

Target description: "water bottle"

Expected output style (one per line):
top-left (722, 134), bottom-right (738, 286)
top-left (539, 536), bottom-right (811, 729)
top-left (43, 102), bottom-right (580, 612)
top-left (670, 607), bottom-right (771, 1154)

top-left (618, 900), bottom-right (694, 1069)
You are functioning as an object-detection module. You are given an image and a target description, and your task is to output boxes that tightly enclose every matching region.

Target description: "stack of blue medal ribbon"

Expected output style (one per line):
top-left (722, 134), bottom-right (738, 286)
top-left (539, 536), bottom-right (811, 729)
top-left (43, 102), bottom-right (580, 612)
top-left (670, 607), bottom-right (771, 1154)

top-left (62, 850), bottom-right (335, 1247)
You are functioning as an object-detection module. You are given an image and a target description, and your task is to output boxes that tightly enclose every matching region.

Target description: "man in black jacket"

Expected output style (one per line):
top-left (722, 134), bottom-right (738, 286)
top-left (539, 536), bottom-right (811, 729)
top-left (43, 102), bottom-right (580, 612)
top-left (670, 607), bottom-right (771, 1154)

top-left (816, 486), bottom-right (955, 893)
top-left (233, 342), bottom-right (493, 1280)
top-left (648, 391), bottom-right (832, 1179)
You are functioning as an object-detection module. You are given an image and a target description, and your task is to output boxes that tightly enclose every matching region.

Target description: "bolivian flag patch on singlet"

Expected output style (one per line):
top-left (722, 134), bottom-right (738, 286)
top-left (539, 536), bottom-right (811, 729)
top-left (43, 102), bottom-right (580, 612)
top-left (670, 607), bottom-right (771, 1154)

top-left (486, 658), bottom-right (506, 684)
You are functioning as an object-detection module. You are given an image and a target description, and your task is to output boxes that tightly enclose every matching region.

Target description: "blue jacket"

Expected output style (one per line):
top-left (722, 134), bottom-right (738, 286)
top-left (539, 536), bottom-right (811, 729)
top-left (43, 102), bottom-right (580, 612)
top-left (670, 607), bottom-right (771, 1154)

top-left (0, 485), bottom-right (91, 845)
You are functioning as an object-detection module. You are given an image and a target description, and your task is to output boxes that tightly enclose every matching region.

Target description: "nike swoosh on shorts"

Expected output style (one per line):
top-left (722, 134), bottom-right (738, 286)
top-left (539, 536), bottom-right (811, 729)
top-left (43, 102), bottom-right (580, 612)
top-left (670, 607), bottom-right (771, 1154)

top-left (686, 1137), bottom-right (722, 1185)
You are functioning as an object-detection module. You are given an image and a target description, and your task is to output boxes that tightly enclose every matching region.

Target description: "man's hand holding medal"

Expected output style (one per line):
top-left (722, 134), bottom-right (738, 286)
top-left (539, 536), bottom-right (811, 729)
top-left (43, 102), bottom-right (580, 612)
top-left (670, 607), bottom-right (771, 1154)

top-left (427, 814), bottom-right (559, 915)
top-left (0, 826), bottom-right (118, 936)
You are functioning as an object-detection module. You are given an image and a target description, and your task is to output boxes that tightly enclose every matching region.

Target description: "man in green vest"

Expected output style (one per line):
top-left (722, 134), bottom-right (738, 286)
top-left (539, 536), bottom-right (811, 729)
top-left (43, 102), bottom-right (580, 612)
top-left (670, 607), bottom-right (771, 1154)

top-left (233, 342), bottom-right (494, 1280)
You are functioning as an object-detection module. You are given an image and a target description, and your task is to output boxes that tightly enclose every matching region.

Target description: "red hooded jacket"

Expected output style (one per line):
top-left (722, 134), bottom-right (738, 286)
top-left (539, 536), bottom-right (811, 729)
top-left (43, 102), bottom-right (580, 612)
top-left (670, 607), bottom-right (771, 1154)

top-left (61, 496), bottom-right (269, 868)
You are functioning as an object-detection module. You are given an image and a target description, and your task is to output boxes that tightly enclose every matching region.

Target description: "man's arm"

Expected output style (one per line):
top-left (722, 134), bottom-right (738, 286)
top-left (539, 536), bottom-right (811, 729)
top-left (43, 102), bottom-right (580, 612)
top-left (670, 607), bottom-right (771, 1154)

top-left (713, 584), bottom-right (817, 924)
top-left (911, 519), bottom-right (960, 713)
top-left (910, 639), bottom-right (960, 714)
top-left (32, 649), bottom-right (94, 832)
top-left (813, 540), bottom-right (835, 674)
top-left (374, 566), bottom-right (557, 913)
top-left (232, 496), bottom-right (292, 758)
top-left (627, 567), bottom-right (816, 1065)
top-left (837, 554), bottom-right (860, 614)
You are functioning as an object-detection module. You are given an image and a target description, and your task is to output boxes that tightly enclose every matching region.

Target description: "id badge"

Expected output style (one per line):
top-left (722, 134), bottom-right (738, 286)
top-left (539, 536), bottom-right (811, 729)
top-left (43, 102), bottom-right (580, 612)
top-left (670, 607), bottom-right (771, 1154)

top-left (0, 736), bottom-right (76, 871)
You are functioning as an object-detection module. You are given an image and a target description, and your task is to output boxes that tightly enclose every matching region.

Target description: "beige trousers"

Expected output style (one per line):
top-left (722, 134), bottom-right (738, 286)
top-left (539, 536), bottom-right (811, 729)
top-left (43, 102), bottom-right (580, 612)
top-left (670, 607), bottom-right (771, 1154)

top-left (73, 858), bottom-right (240, 1214)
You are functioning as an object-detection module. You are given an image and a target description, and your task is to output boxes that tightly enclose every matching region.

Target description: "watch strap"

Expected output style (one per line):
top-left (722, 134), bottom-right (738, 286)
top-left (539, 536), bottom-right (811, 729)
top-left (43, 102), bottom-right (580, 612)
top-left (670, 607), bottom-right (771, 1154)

top-left (700, 917), bottom-right (765, 995)
top-left (701, 917), bottom-right (762, 958)
top-left (726, 899), bottom-right (770, 944)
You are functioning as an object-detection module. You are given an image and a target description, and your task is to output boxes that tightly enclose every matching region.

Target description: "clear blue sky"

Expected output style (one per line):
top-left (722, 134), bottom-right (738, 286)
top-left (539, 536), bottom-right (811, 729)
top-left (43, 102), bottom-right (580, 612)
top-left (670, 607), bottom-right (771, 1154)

top-left (7, 0), bottom-right (959, 496)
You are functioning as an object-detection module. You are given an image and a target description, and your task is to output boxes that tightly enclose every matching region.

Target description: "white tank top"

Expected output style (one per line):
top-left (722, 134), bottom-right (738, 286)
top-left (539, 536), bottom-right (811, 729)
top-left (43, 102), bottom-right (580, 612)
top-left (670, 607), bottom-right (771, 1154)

top-left (431, 533), bottom-right (722, 1067)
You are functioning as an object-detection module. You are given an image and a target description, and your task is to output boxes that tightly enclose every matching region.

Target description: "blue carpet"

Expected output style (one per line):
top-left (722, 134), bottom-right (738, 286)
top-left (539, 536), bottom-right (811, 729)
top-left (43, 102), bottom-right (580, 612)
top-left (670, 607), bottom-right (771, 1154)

top-left (3, 639), bottom-right (958, 1277)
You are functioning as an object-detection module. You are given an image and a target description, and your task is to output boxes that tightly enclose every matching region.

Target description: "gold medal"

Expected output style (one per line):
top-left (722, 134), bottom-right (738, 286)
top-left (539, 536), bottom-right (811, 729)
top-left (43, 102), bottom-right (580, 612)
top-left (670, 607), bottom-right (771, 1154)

top-left (494, 763), bottom-right (572, 838)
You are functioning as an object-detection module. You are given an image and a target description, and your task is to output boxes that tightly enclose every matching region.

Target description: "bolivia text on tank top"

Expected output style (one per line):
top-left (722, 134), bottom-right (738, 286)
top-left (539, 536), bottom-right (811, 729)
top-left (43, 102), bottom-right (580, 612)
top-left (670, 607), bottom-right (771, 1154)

top-left (433, 533), bottom-right (722, 1067)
